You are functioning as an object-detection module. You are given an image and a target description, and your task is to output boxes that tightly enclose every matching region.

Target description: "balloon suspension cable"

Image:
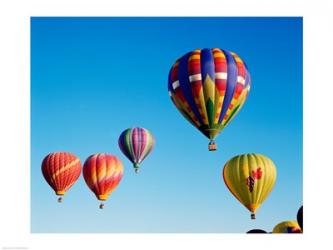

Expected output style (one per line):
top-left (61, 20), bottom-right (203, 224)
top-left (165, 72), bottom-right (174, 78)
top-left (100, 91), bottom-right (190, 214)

top-left (251, 213), bottom-right (256, 220)
top-left (99, 203), bottom-right (105, 209)
top-left (57, 197), bottom-right (63, 203)
top-left (208, 140), bottom-right (217, 151)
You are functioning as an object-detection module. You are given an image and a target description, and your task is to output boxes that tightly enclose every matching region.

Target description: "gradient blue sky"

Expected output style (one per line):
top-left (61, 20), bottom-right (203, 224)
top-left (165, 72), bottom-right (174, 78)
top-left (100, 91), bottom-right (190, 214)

top-left (31, 17), bottom-right (302, 233)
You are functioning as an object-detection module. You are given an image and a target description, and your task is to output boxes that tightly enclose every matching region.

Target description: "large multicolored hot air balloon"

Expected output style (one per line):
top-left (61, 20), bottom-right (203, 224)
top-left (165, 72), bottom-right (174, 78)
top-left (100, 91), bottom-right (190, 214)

top-left (223, 153), bottom-right (277, 219)
top-left (272, 221), bottom-right (302, 233)
top-left (118, 127), bottom-right (155, 173)
top-left (168, 48), bottom-right (251, 151)
top-left (83, 153), bottom-right (123, 209)
top-left (41, 152), bottom-right (82, 203)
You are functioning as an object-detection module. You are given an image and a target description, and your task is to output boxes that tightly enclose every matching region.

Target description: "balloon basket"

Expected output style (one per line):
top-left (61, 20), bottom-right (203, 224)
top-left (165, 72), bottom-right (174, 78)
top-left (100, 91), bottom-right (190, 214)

top-left (251, 213), bottom-right (256, 220)
top-left (99, 203), bottom-right (105, 209)
top-left (208, 141), bottom-right (217, 151)
top-left (57, 197), bottom-right (63, 203)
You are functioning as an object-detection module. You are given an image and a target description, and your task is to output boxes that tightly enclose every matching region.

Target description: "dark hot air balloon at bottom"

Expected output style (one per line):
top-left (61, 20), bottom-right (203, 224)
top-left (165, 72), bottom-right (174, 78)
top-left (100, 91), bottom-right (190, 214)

top-left (247, 229), bottom-right (267, 234)
top-left (297, 205), bottom-right (303, 231)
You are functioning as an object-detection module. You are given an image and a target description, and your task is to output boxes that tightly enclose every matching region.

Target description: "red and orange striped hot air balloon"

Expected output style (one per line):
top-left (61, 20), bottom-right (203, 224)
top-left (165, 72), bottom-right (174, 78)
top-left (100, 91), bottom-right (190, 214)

top-left (83, 153), bottom-right (124, 209)
top-left (41, 152), bottom-right (82, 203)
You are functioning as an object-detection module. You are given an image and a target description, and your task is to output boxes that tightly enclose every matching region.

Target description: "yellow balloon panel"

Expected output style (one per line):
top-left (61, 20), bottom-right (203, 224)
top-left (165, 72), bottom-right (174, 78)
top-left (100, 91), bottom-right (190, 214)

top-left (223, 154), bottom-right (277, 217)
top-left (273, 221), bottom-right (302, 233)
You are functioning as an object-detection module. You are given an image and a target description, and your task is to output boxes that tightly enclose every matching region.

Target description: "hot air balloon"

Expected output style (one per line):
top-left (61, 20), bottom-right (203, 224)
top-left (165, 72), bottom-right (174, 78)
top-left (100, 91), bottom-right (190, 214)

top-left (223, 153), bottom-right (277, 219)
top-left (297, 206), bottom-right (303, 231)
top-left (83, 153), bottom-right (123, 209)
top-left (118, 127), bottom-right (155, 173)
top-left (168, 48), bottom-right (251, 151)
top-left (41, 152), bottom-right (82, 203)
top-left (246, 229), bottom-right (267, 234)
top-left (272, 221), bottom-right (302, 233)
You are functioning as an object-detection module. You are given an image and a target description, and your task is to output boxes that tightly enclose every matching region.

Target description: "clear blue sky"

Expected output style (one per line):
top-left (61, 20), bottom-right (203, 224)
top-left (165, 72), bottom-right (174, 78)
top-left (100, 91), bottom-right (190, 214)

top-left (31, 17), bottom-right (302, 233)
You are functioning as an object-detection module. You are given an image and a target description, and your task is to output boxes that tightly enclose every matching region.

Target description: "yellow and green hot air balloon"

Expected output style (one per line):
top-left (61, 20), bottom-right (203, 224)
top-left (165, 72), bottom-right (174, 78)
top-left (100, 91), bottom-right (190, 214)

top-left (223, 153), bottom-right (277, 219)
top-left (272, 221), bottom-right (302, 233)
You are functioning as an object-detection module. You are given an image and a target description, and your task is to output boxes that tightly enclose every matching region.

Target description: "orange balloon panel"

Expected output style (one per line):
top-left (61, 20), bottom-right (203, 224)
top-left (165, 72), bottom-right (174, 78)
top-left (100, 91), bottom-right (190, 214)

top-left (83, 153), bottom-right (123, 201)
top-left (41, 152), bottom-right (82, 196)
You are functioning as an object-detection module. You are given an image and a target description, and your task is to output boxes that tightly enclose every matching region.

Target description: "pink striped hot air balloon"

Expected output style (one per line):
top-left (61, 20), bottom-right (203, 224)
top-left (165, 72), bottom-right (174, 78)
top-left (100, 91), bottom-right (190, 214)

top-left (118, 127), bottom-right (155, 173)
top-left (83, 153), bottom-right (123, 209)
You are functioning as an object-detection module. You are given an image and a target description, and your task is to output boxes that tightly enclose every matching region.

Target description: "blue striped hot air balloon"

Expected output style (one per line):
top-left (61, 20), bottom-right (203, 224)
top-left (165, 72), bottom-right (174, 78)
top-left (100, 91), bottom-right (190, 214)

top-left (168, 48), bottom-right (251, 151)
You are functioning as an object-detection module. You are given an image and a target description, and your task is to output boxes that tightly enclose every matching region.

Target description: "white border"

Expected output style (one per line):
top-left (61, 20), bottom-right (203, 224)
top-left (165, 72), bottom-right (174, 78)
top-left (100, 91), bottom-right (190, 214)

top-left (1, 0), bottom-right (332, 249)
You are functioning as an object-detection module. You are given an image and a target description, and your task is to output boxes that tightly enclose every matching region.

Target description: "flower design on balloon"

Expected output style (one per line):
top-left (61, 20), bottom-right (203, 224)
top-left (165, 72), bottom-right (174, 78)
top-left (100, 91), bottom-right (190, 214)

top-left (246, 167), bottom-right (263, 192)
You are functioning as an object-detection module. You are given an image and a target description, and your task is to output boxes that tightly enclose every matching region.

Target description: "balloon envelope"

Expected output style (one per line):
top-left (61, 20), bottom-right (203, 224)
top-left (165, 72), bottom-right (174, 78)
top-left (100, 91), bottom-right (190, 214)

top-left (247, 229), bottom-right (267, 234)
top-left (118, 127), bottom-right (154, 173)
top-left (41, 152), bottom-right (82, 200)
top-left (168, 48), bottom-right (251, 150)
top-left (297, 206), bottom-right (303, 231)
top-left (83, 153), bottom-right (123, 205)
top-left (223, 153), bottom-right (277, 219)
top-left (273, 221), bottom-right (302, 233)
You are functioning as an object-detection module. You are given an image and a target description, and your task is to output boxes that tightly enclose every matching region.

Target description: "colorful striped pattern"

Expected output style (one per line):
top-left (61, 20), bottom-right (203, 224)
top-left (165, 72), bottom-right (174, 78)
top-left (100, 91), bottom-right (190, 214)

top-left (118, 127), bottom-right (155, 172)
top-left (272, 221), bottom-right (302, 233)
top-left (168, 48), bottom-right (251, 140)
top-left (83, 153), bottom-right (123, 201)
top-left (223, 154), bottom-right (277, 219)
top-left (41, 152), bottom-right (82, 196)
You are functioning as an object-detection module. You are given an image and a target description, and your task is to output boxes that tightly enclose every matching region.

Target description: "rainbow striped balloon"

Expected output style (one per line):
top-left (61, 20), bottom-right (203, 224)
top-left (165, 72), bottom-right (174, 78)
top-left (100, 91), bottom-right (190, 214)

top-left (118, 127), bottom-right (155, 173)
top-left (83, 153), bottom-right (123, 209)
top-left (41, 152), bottom-right (82, 203)
top-left (168, 48), bottom-right (251, 151)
